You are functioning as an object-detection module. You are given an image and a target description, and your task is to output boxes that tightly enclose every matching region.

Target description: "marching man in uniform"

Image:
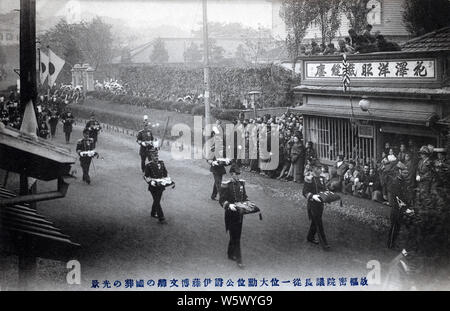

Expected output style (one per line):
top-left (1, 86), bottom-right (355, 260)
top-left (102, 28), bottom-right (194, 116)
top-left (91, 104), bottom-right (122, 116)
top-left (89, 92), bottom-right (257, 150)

top-left (302, 159), bottom-right (330, 250)
top-left (85, 113), bottom-right (102, 145)
top-left (219, 164), bottom-right (248, 269)
top-left (61, 108), bottom-right (75, 144)
top-left (76, 128), bottom-right (97, 184)
top-left (144, 151), bottom-right (170, 224)
top-left (137, 121), bottom-right (155, 173)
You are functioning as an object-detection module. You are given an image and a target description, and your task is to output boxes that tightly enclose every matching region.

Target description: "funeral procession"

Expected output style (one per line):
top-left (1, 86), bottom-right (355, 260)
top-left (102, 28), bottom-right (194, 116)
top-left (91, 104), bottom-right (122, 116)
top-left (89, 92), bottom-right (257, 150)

top-left (1, 0), bottom-right (450, 293)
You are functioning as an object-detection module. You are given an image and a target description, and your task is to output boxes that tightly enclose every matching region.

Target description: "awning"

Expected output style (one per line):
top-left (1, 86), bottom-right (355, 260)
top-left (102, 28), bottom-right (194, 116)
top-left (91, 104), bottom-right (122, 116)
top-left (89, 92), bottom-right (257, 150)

top-left (0, 126), bottom-right (76, 181)
top-left (437, 114), bottom-right (450, 126)
top-left (291, 105), bottom-right (439, 127)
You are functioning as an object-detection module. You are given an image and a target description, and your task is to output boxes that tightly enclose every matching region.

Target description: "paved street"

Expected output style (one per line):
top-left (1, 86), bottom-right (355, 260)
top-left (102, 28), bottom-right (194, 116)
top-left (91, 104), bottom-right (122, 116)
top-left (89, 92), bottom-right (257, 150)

top-left (2, 123), bottom-right (400, 291)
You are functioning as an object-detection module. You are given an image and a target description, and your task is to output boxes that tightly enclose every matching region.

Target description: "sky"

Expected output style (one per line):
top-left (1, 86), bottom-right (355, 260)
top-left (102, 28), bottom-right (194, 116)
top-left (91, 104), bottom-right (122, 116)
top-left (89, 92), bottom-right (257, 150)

top-left (0, 0), bottom-right (273, 31)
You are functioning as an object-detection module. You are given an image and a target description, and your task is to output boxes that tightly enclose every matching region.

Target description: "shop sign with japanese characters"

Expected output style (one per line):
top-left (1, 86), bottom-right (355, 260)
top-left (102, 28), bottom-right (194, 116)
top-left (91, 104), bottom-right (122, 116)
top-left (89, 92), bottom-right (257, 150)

top-left (305, 59), bottom-right (435, 80)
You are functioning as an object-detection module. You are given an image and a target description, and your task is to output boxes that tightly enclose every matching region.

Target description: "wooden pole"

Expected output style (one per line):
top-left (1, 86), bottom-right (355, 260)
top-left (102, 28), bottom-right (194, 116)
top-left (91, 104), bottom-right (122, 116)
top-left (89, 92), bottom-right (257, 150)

top-left (19, 0), bottom-right (37, 115)
top-left (18, 0), bottom-right (38, 289)
top-left (202, 0), bottom-right (211, 133)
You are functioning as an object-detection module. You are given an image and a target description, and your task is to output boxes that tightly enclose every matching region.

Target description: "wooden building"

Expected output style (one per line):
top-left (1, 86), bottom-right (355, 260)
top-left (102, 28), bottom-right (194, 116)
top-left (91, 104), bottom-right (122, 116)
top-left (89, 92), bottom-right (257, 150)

top-left (291, 28), bottom-right (450, 165)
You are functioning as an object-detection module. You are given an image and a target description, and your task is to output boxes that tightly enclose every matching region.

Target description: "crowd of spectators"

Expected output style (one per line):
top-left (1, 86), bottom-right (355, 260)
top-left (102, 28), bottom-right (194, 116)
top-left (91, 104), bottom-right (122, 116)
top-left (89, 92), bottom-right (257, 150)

top-left (219, 112), bottom-right (448, 210)
top-left (302, 24), bottom-right (401, 56)
top-left (0, 86), bottom-right (77, 140)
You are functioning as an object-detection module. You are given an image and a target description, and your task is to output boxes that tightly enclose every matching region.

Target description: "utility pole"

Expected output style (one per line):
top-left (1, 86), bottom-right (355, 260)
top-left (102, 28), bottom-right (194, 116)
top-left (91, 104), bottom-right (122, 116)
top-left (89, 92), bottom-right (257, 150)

top-left (19, 0), bottom-right (37, 116)
top-left (202, 0), bottom-right (211, 132)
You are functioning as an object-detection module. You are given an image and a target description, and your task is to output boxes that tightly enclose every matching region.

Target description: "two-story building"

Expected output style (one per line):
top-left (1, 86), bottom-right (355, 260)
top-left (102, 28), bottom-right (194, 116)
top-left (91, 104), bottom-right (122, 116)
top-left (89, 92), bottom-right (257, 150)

top-left (291, 27), bottom-right (450, 165)
top-left (270, 0), bottom-right (410, 44)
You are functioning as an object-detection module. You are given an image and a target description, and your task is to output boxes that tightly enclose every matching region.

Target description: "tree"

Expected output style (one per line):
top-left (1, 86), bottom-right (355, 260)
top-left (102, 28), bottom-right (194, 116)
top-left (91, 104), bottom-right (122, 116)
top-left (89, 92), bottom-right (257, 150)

top-left (234, 44), bottom-right (249, 64)
top-left (79, 17), bottom-right (114, 70)
top-left (150, 38), bottom-right (169, 64)
top-left (309, 0), bottom-right (342, 46)
top-left (39, 19), bottom-right (84, 66)
top-left (341, 0), bottom-right (373, 34)
top-left (280, 0), bottom-right (315, 73)
top-left (403, 0), bottom-right (450, 37)
top-left (38, 17), bottom-right (114, 70)
top-left (183, 42), bottom-right (202, 63)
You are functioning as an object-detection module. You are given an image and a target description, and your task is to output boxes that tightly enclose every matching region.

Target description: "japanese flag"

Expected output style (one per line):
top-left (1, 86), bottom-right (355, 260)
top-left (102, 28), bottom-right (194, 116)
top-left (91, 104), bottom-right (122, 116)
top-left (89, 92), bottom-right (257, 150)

top-left (40, 50), bottom-right (49, 84)
top-left (48, 49), bottom-right (65, 87)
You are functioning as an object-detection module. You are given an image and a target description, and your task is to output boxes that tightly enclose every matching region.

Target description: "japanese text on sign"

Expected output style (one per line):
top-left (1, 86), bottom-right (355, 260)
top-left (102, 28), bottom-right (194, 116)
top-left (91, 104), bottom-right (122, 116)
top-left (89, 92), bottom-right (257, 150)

top-left (305, 59), bottom-right (435, 79)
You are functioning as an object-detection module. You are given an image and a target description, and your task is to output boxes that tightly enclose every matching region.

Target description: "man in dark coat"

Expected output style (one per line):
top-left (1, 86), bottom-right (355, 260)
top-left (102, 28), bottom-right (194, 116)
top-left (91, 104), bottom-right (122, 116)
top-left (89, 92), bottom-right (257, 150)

top-left (76, 129), bottom-right (96, 184)
top-left (144, 151), bottom-right (169, 224)
top-left (302, 159), bottom-right (330, 250)
top-left (48, 109), bottom-right (59, 138)
top-left (85, 114), bottom-right (102, 144)
top-left (61, 109), bottom-right (75, 144)
top-left (136, 122), bottom-right (155, 172)
top-left (207, 130), bottom-right (227, 200)
top-left (387, 162), bottom-right (411, 249)
top-left (219, 164), bottom-right (247, 268)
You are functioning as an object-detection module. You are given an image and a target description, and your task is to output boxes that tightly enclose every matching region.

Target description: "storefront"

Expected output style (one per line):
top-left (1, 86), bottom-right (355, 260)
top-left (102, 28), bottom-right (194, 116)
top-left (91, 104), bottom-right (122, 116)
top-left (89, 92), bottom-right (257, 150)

top-left (291, 51), bottom-right (450, 165)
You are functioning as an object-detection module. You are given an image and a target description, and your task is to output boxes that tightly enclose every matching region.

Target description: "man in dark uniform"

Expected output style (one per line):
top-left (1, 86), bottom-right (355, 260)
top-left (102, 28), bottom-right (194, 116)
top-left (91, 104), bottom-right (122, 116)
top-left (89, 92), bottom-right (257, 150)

top-left (137, 122), bottom-right (155, 173)
top-left (387, 162), bottom-right (411, 249)
top-left (76, 128), bottom-right (96, 184)
top-left (219, 164), bottom-right (247, 269)
top-left (37, 119), bottom-right (50, 139)
top-left (0, 107), bottom-right (9, 125)
top-left (302, 159), bottom-right (330, 250)
top-left (144, 151), bottom-right (168, 224)
top-left (207, 130), bottom-right (227, 201)
top-left (85, 114), bottom-right (102, 144)
top-left (61, 109), bottom-right (75, 144)
top-left (48, 109), bottom-right (59, 139)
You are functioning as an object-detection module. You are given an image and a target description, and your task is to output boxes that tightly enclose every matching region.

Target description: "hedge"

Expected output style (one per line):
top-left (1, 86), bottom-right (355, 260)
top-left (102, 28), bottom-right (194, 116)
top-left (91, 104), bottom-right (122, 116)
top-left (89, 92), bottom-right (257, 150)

top-left (86, 90), bottom-right (241, 121)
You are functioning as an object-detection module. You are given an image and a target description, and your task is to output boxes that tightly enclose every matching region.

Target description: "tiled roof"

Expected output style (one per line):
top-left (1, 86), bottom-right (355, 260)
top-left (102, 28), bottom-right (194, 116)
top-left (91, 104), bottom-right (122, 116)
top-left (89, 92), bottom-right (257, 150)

top-left (402, 26), bottom-right (450, 52)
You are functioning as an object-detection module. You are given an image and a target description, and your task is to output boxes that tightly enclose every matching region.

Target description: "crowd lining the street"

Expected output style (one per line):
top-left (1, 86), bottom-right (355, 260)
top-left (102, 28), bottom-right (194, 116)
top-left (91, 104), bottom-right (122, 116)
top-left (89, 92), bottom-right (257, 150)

top-left (222, 112), bottom-right (447, 209)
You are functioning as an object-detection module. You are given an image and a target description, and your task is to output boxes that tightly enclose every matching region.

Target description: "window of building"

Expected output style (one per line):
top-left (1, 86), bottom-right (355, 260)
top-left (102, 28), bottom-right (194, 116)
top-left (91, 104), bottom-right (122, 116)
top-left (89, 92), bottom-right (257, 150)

top-left (304, 115), bottom-right (376, 163)
top-left (6, 33), bottom-right (13, 40)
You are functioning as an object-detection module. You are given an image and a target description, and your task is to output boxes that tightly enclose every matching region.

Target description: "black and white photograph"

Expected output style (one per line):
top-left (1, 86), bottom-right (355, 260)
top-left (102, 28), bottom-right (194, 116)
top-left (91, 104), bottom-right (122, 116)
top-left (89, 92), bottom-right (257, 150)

top-left (0, 0), bottom-right (449, 297)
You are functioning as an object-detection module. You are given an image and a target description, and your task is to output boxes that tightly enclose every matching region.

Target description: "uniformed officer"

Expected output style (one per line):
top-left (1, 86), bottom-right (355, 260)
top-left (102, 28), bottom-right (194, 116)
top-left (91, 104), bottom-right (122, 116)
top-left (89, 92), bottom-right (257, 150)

top-left (144, 151), bottom-right (168, 224)
top-left (0, 108), bottom-right (9, 125)
top-left (302, 159), bottom-right (330, 250)
top-left (61, 109), bottom-right (75, 144)
top-left (48, 109), bottom-right (59, 138)
top-left (85, 114), bottom-right (102, 144)
top-left (207, 130), bottom-right (227, 201)
top-left (137, 122), bottom-right (155, 173)
top-left (387, 162), bottom-right (411, 249)
top-left (38, 120), bottom-right (50, 139)
top-left (76, 128), bottom-right (97, 184)
top-left (219, 164), bottom-right (247, 269)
